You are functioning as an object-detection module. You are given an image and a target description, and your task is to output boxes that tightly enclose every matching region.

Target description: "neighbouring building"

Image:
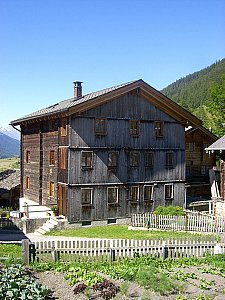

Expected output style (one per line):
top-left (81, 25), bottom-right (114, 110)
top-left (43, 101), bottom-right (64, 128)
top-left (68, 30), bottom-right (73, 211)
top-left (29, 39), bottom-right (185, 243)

top-left (11, 79), bottom-right (203, 225)
top-left (185, 126), bottom-right (217, 206)
top-left (0, 169), bottom-right (20, 209)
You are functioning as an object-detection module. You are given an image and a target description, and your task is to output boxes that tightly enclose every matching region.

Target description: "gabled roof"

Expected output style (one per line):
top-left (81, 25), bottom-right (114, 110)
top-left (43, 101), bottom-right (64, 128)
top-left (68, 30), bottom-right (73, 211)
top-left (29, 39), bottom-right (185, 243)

top-left (10, 79), bottom-right (202, 127)
top-left (205, 135), bottom-right (225, 152)
top-left (185, 126), bottom-right (218, 142)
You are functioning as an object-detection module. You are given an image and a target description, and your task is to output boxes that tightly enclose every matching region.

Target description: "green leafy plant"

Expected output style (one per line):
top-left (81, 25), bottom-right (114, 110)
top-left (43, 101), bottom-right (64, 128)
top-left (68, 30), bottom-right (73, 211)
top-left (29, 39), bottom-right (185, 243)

top-left (153, 205), bottom-right (185, 216)
top-left (0, 264), bottom-right (51, 299)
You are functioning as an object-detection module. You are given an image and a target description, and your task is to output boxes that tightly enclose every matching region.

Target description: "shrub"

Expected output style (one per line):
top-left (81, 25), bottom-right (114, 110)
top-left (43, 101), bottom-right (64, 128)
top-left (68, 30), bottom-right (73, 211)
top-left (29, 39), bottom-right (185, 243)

top-left (153, 205), bottom-right (184, 216)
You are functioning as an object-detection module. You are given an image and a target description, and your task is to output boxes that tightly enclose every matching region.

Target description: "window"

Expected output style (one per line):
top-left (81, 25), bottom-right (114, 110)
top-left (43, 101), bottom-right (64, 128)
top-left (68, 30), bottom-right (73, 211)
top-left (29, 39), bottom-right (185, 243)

top-left (60, 118), bottom-right (67, 136)
top-left (201, 165), bottom-right (208, 175)
top-left (49, 181), bottom-right (54, 197)
top-left (107, 187), bottom-right (119, 204)
top-left (154, 121), bottom-right (164, 137)
top-left (189, 142), bottom-right (195, 152)
top-left (81, 188), bottom-right (92, 205)
top-left (49, 150), bottom-right (55, 166)
top-left (59, 148), bottom-right (67, 169)
top-left (130, 120), bottom-right (140, 136)
top-left (144, 185), bottom-right (154, 201)
top-left (25, 176), bottom-right (30, 190)
top-left (81, 151), bottom-right (93, 168)
top-left (130, 186), bottom-right (139, 201)
top-left (95, 118), bottom-right (107, 135)
top-left (25, 150), bottom-right (30, 163)
top-left (108, 152), bottom-right (118, 168)
top-left (145, 152), bottom-right (154, 168)
top-left (130, 151), bottom-right (140, 167)
top-left (166, 152), bottom-right (174, 168)
top-left (164, 184), bottom-right (173, 200)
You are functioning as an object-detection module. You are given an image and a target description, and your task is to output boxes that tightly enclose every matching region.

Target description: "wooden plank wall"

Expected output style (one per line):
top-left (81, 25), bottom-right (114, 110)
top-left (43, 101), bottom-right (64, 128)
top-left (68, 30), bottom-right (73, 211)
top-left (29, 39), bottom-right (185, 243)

top-left (68, 93), bottom-right (186, 222)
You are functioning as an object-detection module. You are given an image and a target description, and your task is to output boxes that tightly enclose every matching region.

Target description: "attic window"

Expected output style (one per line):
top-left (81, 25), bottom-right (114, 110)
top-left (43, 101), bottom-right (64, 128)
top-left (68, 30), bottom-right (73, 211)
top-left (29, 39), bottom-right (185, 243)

top-left (154, 121), bottom-right (164, 137)
top-left (130, 120), bottom-right (140, 136)
top-left (95, 118), bottom-right (107, 135)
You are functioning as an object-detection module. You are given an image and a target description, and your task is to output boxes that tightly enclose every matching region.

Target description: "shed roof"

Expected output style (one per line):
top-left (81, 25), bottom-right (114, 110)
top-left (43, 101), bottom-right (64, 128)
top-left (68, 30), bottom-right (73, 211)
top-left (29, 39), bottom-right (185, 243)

top-left (205, 135), bottom-right (225, 152)
top-left (10, 79), bottom-right (202, 127)
top-left (0, 169), bottom-right (20, 190)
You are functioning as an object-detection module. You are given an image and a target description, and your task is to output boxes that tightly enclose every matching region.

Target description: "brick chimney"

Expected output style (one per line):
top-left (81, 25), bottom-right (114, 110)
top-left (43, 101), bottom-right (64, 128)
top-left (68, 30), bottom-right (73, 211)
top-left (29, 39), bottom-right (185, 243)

top-left (73, 81), bottom-right (83, 98)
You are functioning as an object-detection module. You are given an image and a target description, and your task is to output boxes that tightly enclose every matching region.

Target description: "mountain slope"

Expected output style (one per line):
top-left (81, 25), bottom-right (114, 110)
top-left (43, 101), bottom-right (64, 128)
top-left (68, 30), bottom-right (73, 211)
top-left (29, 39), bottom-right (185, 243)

top-left (161, 59), bottom-right (225, 130)
top-left (0, 126), bottom-right (20, 140)
top-left (0, 132), bottom-right (20, 158)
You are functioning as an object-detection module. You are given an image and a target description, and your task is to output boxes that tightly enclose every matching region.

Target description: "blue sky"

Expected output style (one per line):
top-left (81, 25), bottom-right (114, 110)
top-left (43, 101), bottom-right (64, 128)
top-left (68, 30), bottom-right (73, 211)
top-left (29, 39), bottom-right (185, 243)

top-left (0, 0), bottom-right (224, 127)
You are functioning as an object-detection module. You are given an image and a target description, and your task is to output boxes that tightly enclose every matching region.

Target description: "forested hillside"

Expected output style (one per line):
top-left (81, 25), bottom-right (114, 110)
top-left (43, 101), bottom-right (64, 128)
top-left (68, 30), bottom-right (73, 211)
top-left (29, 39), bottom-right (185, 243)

top-left (161, 58), bottom-right (225, 134)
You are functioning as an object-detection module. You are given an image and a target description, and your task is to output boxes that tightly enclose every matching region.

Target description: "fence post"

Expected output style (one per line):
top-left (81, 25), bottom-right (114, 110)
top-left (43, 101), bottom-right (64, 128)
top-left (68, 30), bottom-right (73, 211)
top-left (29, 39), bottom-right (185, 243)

top-left (162, 241), bottom-right (168, 259)
top-left (22, 239), bottom-right (30, 265)
top-left (29, 244), bottom-right (36, 263)
top-left (110, 249), bottom-right (116, 262)
top-left (52, 248), bottom-right (60, 262)
top-left (185, 213), bottom-right (188, 231)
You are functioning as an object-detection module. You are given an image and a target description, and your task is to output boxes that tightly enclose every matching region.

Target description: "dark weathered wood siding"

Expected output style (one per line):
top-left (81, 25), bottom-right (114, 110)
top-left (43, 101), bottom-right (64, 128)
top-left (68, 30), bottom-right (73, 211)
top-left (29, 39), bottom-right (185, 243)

top-left (22, 124), bottom-right (41, 203)
top-left (68, 93), bottom-right (186, 222)
top-left (22, 121), bottom-right (59, 206)
top-left (186, 129), bottom-right (216, 203)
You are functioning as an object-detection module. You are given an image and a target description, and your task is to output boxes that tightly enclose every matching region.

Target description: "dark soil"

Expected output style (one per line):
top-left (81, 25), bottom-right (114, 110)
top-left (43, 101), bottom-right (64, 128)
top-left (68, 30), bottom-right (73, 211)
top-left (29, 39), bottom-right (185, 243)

top-left (35, 266), bottom-right (225, 300)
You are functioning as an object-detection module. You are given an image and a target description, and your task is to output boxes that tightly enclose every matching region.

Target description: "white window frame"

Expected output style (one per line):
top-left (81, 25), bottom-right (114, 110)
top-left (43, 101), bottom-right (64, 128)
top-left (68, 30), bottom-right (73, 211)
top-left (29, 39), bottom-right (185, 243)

top-left (81, 151), bottom-right (93, 168)
top-left (107, 187), bottom-right (119, 204)
top-left (144, 185), bottom-right (154, 201)
top-left (164, 184), bottom-right (174, 200)
top-left (130, 186), bottom-right (139, 202)
top-left (108, 151), bottom-right (119, 168)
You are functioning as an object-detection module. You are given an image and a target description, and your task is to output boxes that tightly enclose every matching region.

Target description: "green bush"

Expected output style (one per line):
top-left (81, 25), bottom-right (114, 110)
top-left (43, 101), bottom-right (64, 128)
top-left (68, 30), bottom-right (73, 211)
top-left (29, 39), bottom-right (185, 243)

top-left (153, 205), bottom-right (184, 216)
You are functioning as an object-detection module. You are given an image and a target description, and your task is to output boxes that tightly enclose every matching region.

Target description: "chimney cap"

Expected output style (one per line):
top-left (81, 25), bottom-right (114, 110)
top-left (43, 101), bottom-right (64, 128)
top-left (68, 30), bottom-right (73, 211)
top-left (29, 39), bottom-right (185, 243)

top-left (73, 81), bottom-right (83, 86)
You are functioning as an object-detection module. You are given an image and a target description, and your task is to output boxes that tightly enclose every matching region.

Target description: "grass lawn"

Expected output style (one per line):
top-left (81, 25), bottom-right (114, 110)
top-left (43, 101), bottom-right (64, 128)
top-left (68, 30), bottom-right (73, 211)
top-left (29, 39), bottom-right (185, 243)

top-left (0, 157), bottom-right (20, 171)
top-left (46, 225), bottom-right (217, 240)
top-left (0, 244), bottom-right (22, 261)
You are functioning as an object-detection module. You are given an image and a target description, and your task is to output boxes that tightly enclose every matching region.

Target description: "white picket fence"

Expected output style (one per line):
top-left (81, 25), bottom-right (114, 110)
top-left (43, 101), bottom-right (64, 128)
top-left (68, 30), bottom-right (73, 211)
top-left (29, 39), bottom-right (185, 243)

top-left (131, 212), bottom-right (225, 233)
top-left (32, 236), bottom-right (223, 262)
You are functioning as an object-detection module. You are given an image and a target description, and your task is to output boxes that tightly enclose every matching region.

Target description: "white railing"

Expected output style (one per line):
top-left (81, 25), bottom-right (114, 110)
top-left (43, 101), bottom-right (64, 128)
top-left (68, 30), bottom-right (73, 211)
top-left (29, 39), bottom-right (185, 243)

top-left (32, 236), bottom-right (222, 262)
top-left (131, 212), bottom-right (225, 233)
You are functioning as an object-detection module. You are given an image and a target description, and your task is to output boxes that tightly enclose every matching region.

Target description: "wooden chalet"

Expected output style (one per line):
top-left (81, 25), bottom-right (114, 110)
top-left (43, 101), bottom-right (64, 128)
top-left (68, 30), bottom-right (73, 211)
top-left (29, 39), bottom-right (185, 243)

top-left (11, 79), bottom-right (203, 225)
top-left (185, 126), bottom-right (217, 205)
top-left (205, 135), bottom-right (225, 201)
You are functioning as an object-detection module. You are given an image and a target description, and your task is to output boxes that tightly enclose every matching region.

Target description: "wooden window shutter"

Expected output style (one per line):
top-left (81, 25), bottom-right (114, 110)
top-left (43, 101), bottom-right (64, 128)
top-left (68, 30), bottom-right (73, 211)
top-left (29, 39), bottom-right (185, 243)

top-left (60, 118), bottom-right (67, 136)
top-left (60, 148), bottom-right (67, 169)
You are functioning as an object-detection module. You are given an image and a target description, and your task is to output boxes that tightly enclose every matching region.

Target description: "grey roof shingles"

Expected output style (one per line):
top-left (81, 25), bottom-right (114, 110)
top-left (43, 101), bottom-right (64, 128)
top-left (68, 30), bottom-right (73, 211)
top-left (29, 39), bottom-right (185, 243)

top-left (11, 80), bottom-right (138, 125)
top-left (0, 169), bottom-right (20, 190)
top-left (205, 135), bottom-right (225, 151)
